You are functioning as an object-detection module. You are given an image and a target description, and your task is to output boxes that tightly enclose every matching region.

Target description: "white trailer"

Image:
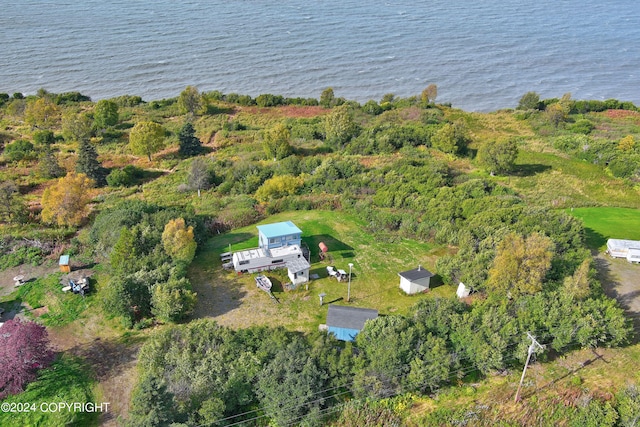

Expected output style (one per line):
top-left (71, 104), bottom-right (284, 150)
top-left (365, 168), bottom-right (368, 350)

top-left (233, 245), bottom-right (304, 273)
top-left (607, 239), bottom-right (640, 262)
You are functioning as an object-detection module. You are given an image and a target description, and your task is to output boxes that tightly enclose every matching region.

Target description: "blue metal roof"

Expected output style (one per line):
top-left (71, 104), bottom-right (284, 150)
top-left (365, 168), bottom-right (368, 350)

top-left (256, 221), bottom-right (302, 238)
top-left (59, 255), bottom-right (70, 265)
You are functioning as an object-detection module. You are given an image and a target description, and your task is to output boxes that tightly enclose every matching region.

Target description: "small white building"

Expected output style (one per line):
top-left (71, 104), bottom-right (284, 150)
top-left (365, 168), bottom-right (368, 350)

top-left (456, 282), bottom-right (471, 298)
top-left (398, 265), bottom-right (434, 295)
top-left (287, 257), bottom-right (311, 286)
top-left (607, 239), bottom-right (640, 263)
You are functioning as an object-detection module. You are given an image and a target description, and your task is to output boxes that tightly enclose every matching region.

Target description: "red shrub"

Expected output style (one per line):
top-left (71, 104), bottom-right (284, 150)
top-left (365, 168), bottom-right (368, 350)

top-left (0, 319), bottom-right (55, 398)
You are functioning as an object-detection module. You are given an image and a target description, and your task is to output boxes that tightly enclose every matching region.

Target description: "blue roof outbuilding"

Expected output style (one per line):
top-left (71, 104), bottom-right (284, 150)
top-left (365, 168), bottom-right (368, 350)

top-left (257, 221), bottom-right (302, 238)
top-left (59, 255), bottom-right (70, 265)
top-left (326, 305), bottom-right (378, 342)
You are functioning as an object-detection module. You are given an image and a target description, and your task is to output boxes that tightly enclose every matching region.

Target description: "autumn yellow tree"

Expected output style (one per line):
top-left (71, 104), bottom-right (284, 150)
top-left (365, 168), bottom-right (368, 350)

top-left (562, 258), bottom-right (592, 300)
top-left (41, 172), bottom-right (94, 226)
top-left (162, 218), bottom-right (197, 264)
top-left (618, 135), bottom-right (635, 152)
top-left (25, 98), bottom-right (61, 129)
top-left (486, 232), bottom-right (554, 298)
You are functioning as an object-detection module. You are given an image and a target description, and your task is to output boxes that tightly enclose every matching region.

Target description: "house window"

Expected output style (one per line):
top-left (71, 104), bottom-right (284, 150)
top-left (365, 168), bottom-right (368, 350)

top-left (271, 259), bottom-right (283, 264)
top-left (269, 238), bottom-right (277, 244)
top-left (239, 260), bottom-right (249, 266)
top-left (286, 235), bottom-right (294, 241)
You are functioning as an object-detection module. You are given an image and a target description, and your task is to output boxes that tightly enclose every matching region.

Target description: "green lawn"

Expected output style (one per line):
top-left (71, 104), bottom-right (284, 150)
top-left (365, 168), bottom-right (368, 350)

top-left (567, 206), bottom-right (640, 249)
top-left (0, 356), bottom-right (98, 427)
top-left (190, 210), bottom-right (454, 331)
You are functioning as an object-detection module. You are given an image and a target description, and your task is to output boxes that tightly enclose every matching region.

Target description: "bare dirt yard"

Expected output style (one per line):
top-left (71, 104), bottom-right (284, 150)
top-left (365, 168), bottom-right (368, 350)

top-left (595, 252), bottom-right (640, 340)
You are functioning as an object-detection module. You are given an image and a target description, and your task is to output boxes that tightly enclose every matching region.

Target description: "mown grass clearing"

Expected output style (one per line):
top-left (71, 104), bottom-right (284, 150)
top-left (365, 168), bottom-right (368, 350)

top-left (567, 206), bottom-right (640, 249)
top-left (189, 210), bottom-right (453, 331)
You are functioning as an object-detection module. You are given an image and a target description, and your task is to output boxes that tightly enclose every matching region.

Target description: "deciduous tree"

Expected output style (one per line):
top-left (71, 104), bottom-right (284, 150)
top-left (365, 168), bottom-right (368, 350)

top-left (62, 111), bottom-right (93, 142)
top-left (177, 86), bottom-right (202, 116)
top-left (0, 319), bottom-right (55, 398)
top-left (255, 175), bottom-right (303, 202)
top-left (129, 121), bottom-right (166, 161)
top-left (517, 91), bottom-right (541, 110)
top-left (93, 99), bottom-right (119, 130)
top-left (187, 157), bottom-right (211, 197)
top-left (477, 138), bottom-right (519, 175)
top-left (431, 123), bottom-right (458, 154)
top-left (421, 84), bottom-right (438, 105)
top-left (24, 98), bottom-right (61, 129)
top-left (261, 123), bottom-right (292, 160)
top-left (151, 277), bottom-right (197, 323)
top-left (162, 218), bottom-right (197, 264)
top-left (486, 232), bottom-right (554, 298)
top-left (320, 87), bottom-right (335, 108)
top-left (562, 258), bottom-right (592, 299)
top-left (41, 172), bottom-right (94, 227)
top-left (323, 104), bottom-right (358, 146)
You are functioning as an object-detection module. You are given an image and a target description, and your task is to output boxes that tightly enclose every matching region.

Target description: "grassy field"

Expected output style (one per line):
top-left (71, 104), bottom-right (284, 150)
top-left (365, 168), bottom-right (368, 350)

top-left (567, 206), bottom-right (640, 249)
top-left (509, 151), bottom-right (640, 209)
top-left (188, 210), bottom-right (454, 331)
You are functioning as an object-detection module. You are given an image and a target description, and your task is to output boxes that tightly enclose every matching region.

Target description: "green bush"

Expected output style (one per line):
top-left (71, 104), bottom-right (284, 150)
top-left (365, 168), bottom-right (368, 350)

top-left (106, 165), bottom-right (143, 187)
top-left (33, 130), bottom-right (56, 145)
top-left (0, 246), bottom-right (44, 270)
top-left (4, 139), bottom-right (35, 162)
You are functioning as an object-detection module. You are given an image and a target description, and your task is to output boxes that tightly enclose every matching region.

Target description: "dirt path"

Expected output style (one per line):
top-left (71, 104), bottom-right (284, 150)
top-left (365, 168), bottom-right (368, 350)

top-left (594, 252), bottom-right (640, 339)
top-left (47, 316), bottom-right (142, 427)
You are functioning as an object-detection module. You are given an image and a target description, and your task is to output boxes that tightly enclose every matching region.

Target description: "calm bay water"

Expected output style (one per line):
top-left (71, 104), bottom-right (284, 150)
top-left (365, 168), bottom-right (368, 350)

top-left (1, 0), bottom-right (639, 112)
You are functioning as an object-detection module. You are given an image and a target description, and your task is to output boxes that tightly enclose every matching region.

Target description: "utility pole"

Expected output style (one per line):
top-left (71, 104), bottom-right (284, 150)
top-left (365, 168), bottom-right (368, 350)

top-left (514, 332), bottom-right (544, 403)
top-left (347, 263), bottom-right (353, 302)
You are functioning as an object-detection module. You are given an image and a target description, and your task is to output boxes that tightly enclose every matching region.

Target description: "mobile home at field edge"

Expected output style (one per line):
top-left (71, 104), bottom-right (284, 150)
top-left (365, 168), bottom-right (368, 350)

top-left (606, 239), bottom-right (640, 263)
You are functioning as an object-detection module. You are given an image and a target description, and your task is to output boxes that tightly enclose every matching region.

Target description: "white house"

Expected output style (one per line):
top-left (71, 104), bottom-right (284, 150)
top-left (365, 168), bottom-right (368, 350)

top-left (607, 239), bottom-right (640, 263)
top-left (398, 265), bottom-right (434, 294)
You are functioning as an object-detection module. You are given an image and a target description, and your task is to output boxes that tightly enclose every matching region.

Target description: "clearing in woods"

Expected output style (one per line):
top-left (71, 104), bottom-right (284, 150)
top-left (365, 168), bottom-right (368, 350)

top-left (188, 210), bottom-right (454, 331)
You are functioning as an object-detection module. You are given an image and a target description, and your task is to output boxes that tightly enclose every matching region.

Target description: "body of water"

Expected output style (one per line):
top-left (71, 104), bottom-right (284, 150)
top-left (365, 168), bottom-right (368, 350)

top-left (1, 0), bottom-right (639, 111)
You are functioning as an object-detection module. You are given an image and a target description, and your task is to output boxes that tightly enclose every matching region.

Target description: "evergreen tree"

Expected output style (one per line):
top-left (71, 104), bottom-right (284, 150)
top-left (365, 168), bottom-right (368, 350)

top-left (178, 123), bottom-right (203, 157)
top-left (38, 146), bottom-right (65, 179)
top-left (127, 375), bottom-right (176, 427)
top-left (76, 139), bottom-right (106, 186)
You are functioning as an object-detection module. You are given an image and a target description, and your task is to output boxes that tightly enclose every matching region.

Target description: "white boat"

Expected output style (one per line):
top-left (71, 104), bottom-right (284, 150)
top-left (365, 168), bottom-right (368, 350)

top-left (255, 275), bottom-right (273, 292)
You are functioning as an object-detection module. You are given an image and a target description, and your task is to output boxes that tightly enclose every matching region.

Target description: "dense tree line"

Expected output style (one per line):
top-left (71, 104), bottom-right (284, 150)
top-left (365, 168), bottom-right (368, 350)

top-left (129, 293), bottom-right (630, 426)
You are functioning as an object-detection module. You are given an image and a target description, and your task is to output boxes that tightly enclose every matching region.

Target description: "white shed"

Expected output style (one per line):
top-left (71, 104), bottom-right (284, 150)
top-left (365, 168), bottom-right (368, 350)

top-left (287, 257), bottom-right (311, 286)
top-left (399, 266), bottom-right (434, 295)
